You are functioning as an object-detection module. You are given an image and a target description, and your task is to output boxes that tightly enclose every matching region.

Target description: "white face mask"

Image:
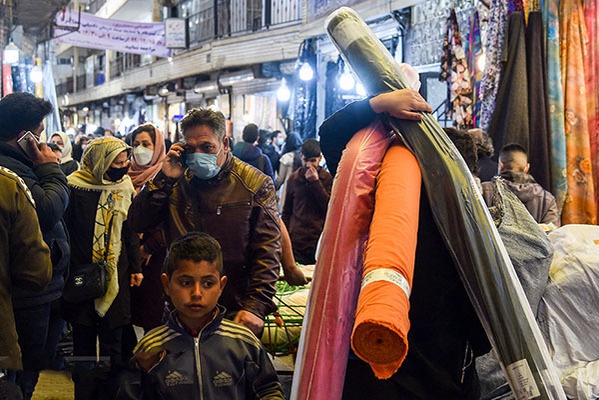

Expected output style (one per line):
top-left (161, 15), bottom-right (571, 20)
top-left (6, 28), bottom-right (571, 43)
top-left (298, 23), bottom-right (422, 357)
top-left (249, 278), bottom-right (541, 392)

top-left (133, 146), bottom-right (154, 166)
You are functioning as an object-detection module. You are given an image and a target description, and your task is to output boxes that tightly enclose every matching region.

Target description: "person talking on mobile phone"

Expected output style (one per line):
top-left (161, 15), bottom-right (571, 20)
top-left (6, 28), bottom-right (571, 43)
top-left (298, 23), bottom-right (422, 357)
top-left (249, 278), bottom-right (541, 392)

top-left (129, 108), bottom-right (281, 338)
top-left (0, 92), bottom-right (71, 400)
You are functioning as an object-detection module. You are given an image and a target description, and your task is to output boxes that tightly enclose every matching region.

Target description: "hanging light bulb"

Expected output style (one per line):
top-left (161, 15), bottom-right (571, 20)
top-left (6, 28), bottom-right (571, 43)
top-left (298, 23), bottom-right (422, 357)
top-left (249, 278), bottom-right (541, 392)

top-left (277, 78), bottom-right (291, 102)
top-left (3, 41), bottom-right (20, 65)
top-left (30, 65), bottom-right (43, 83)
top-left (339, 68), bottom-right (355, 91)
top-left (299, 62), bottom-right (314, 81)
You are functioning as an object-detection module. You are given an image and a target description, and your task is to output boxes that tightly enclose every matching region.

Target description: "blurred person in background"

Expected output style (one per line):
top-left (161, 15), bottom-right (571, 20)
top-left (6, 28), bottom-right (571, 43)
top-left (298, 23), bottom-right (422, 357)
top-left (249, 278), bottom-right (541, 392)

top-left (50, 131), bottom-right (79, 175)
top-left (233, 123), bottom-right (276, 184)
top-left (276, 132), bottom-right (303, 210)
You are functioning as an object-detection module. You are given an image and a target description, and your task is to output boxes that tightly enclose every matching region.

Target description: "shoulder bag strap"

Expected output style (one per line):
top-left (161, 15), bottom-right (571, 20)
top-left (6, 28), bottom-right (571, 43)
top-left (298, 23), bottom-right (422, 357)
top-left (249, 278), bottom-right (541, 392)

top-left (103, 212), bottom-right (114, 262)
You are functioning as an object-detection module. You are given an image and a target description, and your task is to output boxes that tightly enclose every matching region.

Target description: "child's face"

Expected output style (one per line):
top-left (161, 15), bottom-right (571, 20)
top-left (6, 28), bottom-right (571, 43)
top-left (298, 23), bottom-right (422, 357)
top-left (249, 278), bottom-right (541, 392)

top-left (161, 259), bottom-right (227, 332)
top-left (302, 155), bottom-right (321, 169)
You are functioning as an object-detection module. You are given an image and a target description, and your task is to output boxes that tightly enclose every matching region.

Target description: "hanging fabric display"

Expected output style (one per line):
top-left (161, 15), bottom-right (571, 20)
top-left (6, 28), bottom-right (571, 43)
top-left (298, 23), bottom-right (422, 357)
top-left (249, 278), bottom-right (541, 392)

top-left (525, 11), bottom-right (552, 192)
top-left (439, 8), bottom-right (473, 130)
top-left (467, 10), bottom-right (483, 128)
top-left (317, 7), bottom-right (567, 400)
top-left (487, 12), bottom-right (530, 160)
top-left (583, 0), bottom-right (599, 214)
top-left (559, 0), bottom-right (598, 225)
top-left (541, 0), bottom-right (568, 212)
top-left (479, 0), bottom-right (509, 131)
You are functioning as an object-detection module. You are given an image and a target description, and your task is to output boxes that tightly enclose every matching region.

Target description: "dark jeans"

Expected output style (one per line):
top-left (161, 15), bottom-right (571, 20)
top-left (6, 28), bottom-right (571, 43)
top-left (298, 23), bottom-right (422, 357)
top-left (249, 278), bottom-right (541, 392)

top-left (71, 322), bottom-right (124, 400)
top-left (9, 302), bottom-right (65, 400)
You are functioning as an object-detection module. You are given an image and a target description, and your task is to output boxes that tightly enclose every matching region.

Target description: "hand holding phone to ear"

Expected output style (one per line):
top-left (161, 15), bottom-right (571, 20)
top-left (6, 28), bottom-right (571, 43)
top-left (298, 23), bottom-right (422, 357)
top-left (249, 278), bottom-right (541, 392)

top-left (17, 132), bottom-right (58, 166)
top-left (162, 142), bottom-right (185, 178)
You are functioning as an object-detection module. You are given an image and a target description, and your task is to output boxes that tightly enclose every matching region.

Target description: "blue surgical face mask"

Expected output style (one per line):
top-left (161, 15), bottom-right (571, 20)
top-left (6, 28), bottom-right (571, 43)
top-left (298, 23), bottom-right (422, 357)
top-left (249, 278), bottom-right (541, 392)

top-left (186, 147), bottom-right (222, 180)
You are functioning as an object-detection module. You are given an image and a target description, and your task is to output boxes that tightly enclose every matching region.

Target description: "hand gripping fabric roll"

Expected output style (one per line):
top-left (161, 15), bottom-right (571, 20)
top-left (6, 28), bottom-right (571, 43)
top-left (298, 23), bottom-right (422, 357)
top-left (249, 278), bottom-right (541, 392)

top-left (290, 120), bottom-right (392, 400)
top-left (351, 143), bottom-right (421, 379)
top-left (325, 7), bottom-right (566, 400)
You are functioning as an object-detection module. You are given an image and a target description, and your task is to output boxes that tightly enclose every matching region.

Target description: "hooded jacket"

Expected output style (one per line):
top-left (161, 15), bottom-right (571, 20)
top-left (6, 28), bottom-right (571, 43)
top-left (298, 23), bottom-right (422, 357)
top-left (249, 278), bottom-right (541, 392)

top-left (489, 170), bottom-right (559, 226)
top-left (128, 153), bottom-right (281, 320)
top-left (0, 141), bottom-right (70, 308)
top-left (232, 141), bottom-right (276, 184)
top-left (133, 307), bottom-right (284, 400)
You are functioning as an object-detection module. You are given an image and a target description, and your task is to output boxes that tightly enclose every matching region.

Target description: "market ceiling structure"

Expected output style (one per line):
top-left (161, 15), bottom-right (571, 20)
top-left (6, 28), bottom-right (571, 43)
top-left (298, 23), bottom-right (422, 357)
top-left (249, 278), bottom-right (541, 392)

top-left (12, 0), bottom-right (70, 39)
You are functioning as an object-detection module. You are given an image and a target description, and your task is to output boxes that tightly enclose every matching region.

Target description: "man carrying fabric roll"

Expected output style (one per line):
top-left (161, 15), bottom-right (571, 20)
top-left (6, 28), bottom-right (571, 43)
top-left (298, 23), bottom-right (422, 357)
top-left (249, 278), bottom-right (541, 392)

top-left (319, 88), bottom-right (491, 400)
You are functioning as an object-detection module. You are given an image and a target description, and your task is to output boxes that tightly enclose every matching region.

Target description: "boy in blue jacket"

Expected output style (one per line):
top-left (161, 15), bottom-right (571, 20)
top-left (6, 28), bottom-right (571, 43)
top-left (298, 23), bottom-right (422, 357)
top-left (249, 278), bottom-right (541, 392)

top-left (133, 232), bottom-right (283, 399)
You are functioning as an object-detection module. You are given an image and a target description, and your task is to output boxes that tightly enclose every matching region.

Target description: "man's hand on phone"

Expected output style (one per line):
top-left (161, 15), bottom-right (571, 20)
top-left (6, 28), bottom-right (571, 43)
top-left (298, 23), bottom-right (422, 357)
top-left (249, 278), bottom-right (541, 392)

top-left (162, 142), bottom-right (185, 178)
top-left (26, 140), bottom-right (59, 167)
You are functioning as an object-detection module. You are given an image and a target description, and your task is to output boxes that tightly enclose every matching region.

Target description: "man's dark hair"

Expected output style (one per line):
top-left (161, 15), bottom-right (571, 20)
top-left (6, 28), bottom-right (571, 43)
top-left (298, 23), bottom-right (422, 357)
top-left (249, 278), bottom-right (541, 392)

top-left (443, 127), bottom-right (479, 174)
top-left (301, 139), bottom-right (322, 159)
top-left (180, 108), bottom-right (226, 140)
top-left (257, 129), bottom-right (271, 146)
top-left (130, 124), bottom-right (157, 145)
top-left (242, 123), bottom-right (259, 143)
top-left (164, 232), bottom-right (224, 278)
top-left (0, 93), bottom-right (53, 141)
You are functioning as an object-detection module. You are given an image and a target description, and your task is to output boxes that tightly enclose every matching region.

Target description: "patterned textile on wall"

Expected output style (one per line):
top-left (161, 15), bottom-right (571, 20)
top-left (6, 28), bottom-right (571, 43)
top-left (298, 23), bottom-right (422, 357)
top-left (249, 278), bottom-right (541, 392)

top-left (439, 8), bottom-right (474, 129)
top-left (559, 0), bottom-right (598, 225)
top-left (584, 0), bottom-right (599, 214)
top-left (479, 0), bottom-right (508, 131)
top-left (466, 10), bottom-right (483, 128)
top-left (541, 0), bottom-right (568, 212)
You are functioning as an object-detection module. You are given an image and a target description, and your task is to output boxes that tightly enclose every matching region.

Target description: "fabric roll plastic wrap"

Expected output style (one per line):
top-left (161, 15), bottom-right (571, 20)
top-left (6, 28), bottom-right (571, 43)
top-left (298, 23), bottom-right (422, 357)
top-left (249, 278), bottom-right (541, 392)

top-left (321, 7), bottom-right (567, 400)
top-left (290, 120), bottom-right (392, 399)
top-left (351, 143), bottom-right (421, 379)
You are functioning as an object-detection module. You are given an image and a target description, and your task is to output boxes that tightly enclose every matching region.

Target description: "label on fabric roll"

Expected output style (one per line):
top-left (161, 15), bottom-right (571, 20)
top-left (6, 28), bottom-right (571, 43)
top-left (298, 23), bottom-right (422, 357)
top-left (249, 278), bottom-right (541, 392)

top-left (505, 359), bottom-right (541, 399)
top-left (361, 268), bottom-right (411, 299)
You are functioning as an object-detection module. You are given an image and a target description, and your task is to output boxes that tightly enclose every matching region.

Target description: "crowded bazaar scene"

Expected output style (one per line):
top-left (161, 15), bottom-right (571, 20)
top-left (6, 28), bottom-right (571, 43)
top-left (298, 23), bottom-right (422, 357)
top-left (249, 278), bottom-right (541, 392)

top-left (1, 0), bottom-right (598, 399)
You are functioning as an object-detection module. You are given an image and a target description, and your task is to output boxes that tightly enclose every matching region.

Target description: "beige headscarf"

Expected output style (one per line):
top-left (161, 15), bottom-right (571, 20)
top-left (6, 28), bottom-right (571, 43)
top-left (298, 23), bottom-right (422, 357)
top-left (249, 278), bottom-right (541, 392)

top-left (68, 137), bottom-right (135, 317)
top-left (50, 131), bottom-right (75, 164)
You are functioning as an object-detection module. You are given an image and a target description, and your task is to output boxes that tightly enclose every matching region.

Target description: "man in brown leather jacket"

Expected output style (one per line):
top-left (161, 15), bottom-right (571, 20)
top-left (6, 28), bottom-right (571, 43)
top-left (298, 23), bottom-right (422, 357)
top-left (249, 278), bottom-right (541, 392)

top-left (128, 108), bottom-right (281, 336)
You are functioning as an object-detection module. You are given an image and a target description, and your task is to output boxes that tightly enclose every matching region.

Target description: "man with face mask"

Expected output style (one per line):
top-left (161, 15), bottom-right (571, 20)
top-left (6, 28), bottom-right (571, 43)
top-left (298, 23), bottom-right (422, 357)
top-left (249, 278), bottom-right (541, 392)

top-left (0, 92), bottom-right (71, 399)
top-left (129, 108), bottom-right (281, 337)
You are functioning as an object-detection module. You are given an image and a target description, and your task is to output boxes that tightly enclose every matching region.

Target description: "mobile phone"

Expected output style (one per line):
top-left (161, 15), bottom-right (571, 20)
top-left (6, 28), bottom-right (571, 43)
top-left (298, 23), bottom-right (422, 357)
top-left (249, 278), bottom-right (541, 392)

top-left (17, 131), bottom-right (40, 153)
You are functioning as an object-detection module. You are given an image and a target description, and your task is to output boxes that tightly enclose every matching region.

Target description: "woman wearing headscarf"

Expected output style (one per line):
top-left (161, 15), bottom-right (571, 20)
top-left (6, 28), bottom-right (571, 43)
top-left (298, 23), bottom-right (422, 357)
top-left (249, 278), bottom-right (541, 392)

top-left (49, 131), bottom-right (79, 175)
top-left (126, 124), bottom-right (169, 333)
top-left (61, 137), bottom-right (142, 399)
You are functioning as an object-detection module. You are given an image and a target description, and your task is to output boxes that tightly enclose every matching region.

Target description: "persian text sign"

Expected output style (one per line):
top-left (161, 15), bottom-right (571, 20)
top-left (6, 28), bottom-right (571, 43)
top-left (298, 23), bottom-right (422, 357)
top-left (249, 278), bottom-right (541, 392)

top-left (54, 10), bottom-right (172, 58)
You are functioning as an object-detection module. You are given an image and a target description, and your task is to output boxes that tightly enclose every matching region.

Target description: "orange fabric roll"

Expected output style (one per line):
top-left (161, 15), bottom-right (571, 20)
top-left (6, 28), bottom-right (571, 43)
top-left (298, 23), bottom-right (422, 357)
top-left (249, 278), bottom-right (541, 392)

top-left (351, 142), bottom-right (422, 379)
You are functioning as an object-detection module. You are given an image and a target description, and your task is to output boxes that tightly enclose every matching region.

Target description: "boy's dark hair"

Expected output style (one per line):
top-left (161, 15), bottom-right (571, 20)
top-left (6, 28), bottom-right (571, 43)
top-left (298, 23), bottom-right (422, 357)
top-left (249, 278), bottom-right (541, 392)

top-left (130, 124), bottom-right (157, 145)
top-left (301, 139), bottom-right (321, 159)
top-left (499, 143), bottom-right (528, 171)
top-left (443, 127), bottom-right (479, 174)
top-left (164, 232), bottom-right (224, 277)
top-left (180, 108), bottom-right (226, 140)
top-left (0, 93), bottom-right (53, 141)
top-left (242, 123), bottom-right (259, 143)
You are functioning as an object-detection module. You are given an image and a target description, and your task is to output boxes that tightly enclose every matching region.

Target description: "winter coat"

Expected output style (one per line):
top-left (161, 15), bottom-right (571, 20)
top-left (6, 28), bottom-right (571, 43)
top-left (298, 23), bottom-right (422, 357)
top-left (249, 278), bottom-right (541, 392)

top-left (128, 153), bottom-right (281, 320)
top-left (0, 167), bottom-right (52, 369)
top-left (61, 188), bottom-right (141, 328)
top-left (132, 306), bottom-right (284, 399)
top-left (0, 142), bottom-right (70, 308)
top-left (232, 141), bottom-right (276, 184)
top-left (282, 166), bottom-right (333, 264)
top-left (483, 170), bottom-right (559, 226)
